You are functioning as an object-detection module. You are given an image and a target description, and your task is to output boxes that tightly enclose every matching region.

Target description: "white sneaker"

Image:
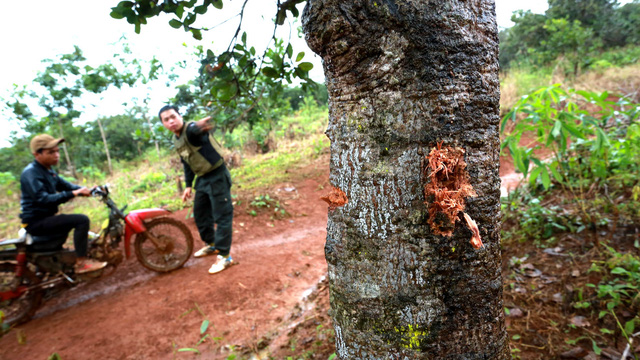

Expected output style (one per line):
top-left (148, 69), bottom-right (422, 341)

top-left (208, 255), bottom-right (235, 274)
top-left (194, 245), bottom-right (218, 258)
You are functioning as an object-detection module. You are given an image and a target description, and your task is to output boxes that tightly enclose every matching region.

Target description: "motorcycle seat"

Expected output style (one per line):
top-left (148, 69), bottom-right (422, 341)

top-left (0, 237), bottom-right (23, 246)
top-left (10, 228), bottom-right (69, 252)
top-left (27, 233), bottom-right (68, 252)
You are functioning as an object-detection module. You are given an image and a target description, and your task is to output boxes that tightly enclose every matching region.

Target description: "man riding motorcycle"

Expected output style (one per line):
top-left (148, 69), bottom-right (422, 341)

top-left (19, 134), bottom-right (107, 274)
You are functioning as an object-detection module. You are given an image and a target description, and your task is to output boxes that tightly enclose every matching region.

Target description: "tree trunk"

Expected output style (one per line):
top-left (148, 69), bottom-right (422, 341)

top-left (303, 1), bottom-right (508, 358)
top-left (96, 118), bottom-right (113, 174)
top-left (57, 119), bottom-right (77, 178)
top-left (143, 113), bottom-right (161, 158)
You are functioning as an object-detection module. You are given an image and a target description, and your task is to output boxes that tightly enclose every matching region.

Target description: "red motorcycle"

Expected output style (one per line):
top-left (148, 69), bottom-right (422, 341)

top-left (0, 185), bottom-right (194, 326)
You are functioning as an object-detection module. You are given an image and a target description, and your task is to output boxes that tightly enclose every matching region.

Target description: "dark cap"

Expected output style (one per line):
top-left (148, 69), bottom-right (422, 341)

top-left (30, 134), bottom-right (65, 153)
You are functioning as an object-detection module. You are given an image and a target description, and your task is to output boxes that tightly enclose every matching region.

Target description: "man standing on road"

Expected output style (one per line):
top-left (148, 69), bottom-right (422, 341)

top-left (159, 105), bottom-right (235, 274)
top-left (20, 134), bottom-right (107, 274)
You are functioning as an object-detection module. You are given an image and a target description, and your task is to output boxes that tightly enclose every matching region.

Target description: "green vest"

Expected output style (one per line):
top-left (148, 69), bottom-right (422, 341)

top-left (175, 122), bottom-right (224, 176)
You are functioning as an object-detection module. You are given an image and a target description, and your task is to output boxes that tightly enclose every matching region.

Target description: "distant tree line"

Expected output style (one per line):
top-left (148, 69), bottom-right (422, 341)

top-left (1, 39), bottom-right (328, 180)
top-left (499, 0), bottom-right (640, 73)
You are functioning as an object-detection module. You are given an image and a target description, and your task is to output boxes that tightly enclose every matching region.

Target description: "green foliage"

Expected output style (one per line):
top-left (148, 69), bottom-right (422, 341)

top-left (110, 0), bottom-right (304, 38)
top-left (502, 85), bottom-right (640, 191)
top-left (0, 172), bottom-right (16, 187)
top-left (77, 166), bottom-right (106, 182)
top-left (173, 35), bottom-right (316, 150)
top-left (230, 132), bottom-right (327, 192)
top-left (249, 194), bottom-right (287, 218)
top-left (501, 192), bottom-right (576, 245)
top-left (283, 85), bottom-right (329, 111)
top-left (538, 18), bottom-right (601, 76)
top-left (499, 0), bottom-right (640, 71)
top-left (3, 43), bottom-right (162, 177)
top-left (501, 84), bottom-right (640, 245)
top-left (587, 246), bottom-right (640, 313)
top-left (589, 45), bottom-right (640, 69)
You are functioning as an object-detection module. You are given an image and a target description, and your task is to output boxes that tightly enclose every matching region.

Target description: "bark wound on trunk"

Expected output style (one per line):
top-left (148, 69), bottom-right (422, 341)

top-left (424, 144), bottom-right (483, 249)
top-left (303, 0), bottom-right (508, 359)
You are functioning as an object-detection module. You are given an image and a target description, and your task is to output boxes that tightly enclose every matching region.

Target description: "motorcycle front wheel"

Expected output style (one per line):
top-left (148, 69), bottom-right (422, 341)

top-left (134, 217), bottom-right (194, 273)
top-left (0, 262), bottom-right (43, 327)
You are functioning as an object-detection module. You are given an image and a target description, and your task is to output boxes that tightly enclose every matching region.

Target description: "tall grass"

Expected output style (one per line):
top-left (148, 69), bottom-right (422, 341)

top-left (500, 51), bottom-right (640, 114)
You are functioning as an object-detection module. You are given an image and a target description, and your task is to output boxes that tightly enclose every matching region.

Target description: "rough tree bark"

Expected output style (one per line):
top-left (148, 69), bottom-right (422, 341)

top-left (302, 1), bottom-right (508, 358)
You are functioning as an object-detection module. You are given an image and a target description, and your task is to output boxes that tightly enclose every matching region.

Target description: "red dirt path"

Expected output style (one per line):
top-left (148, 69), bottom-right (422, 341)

top-left (0, 156), bottom-right (331, 360)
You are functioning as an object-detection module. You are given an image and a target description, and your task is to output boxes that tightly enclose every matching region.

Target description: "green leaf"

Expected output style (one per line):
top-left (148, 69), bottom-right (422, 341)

top-left (328, 354), bottom-right (337, 360)
top-left (200, 319), bottom-right (210, 334)
top-left (549, 163), bottom-right (563, 182)
top-left (298, 62), bottom-right (314, 71)
top-left (212, 0), bottom-right (223, 9)
top-left (169, 19), bottom-right (182, 29)
top-left (561, 120), bottom-right (585, 139)
top-left (276, 9), bottom-right (286, 25)
top-left (184, 13), bottom-right (197, 26)
top-left (176, 5), bottom-right (184, 18)
top-left (110, 10), bottom-right (125, 19)
top-left (219, 82), bottom-right (238, 101)
top-left (529, 166), bottom-right (542, 187)
top-left (551, 120), bottom-right (562, 138)
top-left (625, 319), bottom-right (635, 335)
top-left (290, 6), bottom-right (299, 17)
top-left (540, 166), bottom-right (551, 190)
top-left (295, 51), bottom-right (305, 62)
top-left (191, 28), bottom-right (202, 40)
top-left (194, 5), bottom-right (208, 14)
top-left (591, 340), bottom-right (602, 355)
top-left (598, 311), bottom-right (608, 319)
top-left (241, 31), bottom-right (247, 44)
top-left (610, 267), bottom-right (628, 275)
top-left (178, 348), bottom-right (200, 353)
top-left (286, 44), bottom-right (293, 59)
top-left (262, 67), bottom-right (278, 78)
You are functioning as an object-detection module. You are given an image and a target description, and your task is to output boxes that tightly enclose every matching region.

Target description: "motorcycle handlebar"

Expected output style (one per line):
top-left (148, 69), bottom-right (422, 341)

top-left (91, 185), bottom-right (108, 197)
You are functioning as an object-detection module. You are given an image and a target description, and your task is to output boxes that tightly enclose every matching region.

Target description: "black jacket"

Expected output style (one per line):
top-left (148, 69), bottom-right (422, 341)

top-left (19, 160), bottom-right (79, 224)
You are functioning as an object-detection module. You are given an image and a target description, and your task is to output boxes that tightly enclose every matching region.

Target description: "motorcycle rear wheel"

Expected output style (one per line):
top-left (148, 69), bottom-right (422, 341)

top-left (0, 262), bottom-right (43, 327)
top-left (134, 217), bottom-right (194, 273)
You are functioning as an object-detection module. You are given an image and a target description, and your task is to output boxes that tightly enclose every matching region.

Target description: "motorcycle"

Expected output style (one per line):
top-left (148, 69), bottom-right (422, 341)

top-left (0, 185), bottom-right (194, 326)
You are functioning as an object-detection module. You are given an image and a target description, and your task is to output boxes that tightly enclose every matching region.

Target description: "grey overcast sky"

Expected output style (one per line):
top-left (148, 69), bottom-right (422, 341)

top-left (0, 0), bottom-right (618, 147)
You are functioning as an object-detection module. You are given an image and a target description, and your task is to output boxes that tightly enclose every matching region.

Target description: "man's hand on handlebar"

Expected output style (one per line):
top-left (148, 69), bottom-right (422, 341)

top-left (72, 187), bottom-right (92, 197)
